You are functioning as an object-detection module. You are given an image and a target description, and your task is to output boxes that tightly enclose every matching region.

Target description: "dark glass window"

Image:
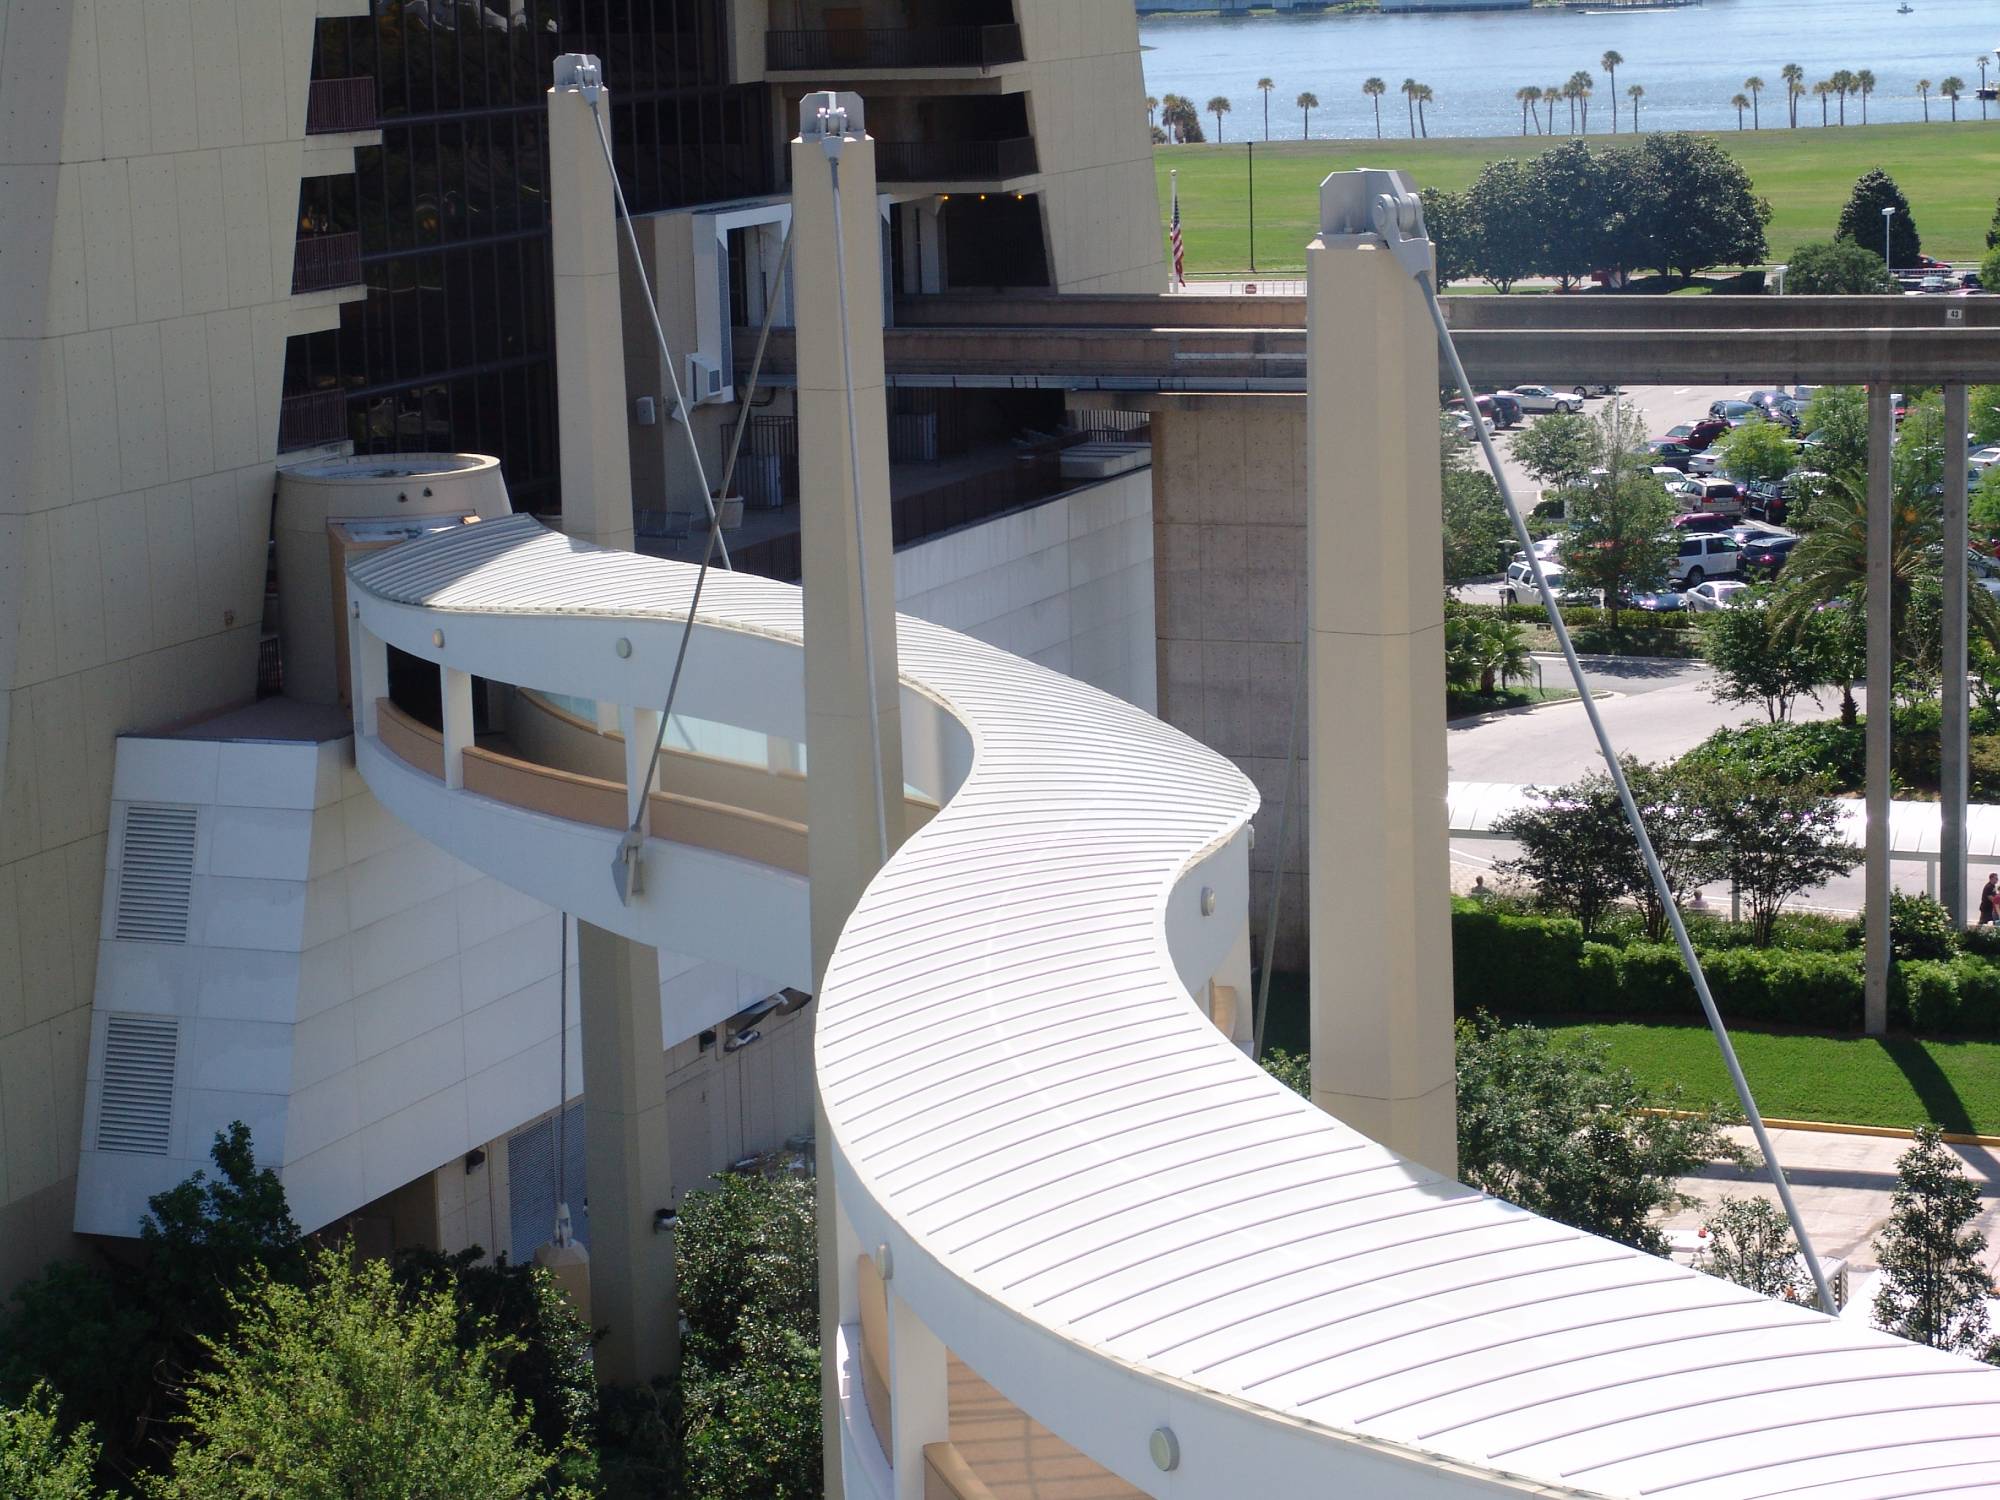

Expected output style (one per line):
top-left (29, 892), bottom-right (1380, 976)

top-left (286, 0), bottom-right (774, 513)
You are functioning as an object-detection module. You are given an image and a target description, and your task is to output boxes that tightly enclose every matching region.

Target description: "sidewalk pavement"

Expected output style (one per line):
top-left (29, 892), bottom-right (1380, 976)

top-left (1662, 1125), bottom-right (2000, 1278)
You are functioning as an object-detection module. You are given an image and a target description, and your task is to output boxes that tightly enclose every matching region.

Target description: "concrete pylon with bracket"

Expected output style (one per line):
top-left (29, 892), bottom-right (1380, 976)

top-left (1304, 170), bottom-right (1457, 1177)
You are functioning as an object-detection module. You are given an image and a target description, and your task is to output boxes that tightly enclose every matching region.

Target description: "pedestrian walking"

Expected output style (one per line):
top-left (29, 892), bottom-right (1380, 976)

top-left (1979, 874), bottom-right (1998, 926)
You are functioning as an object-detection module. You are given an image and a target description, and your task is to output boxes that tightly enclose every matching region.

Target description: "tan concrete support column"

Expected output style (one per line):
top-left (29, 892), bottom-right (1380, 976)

top-left (1864, 387), bottom-right (1895, 1036)
top-left (1943, 384), bottom-right (1971, 926)
top-left (887, 1287), bottom-right (949, 1500)
top-left (352, 624), bottom-right (388, 738)
top-left (1303, 172), bottom-right (1456, 1176)
top-left (794, 92), bottom-right (904, 1500)
top-left (576, 919), bottom-right (677, 1383)
top-left (441, 667), bottom-right (473, 790)
top-left (548, 55), bottom-right (635, 551)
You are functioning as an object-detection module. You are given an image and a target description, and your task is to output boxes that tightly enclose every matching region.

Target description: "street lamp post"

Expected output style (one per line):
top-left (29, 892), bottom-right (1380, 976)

top-left (1882, 204), bottom-right (1896, 274)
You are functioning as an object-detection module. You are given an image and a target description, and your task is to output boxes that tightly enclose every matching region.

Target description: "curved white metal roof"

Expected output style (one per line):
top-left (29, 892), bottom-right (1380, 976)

top-left (350, 517), bottom-right (2000, 1497)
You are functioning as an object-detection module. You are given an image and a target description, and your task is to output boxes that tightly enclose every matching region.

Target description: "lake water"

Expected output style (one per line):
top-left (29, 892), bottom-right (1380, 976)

top-left (1141, 0), bottom-right (2000, 140)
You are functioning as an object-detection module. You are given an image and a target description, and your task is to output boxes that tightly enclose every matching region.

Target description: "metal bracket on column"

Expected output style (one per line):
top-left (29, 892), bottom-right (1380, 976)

top-left (799, 90), bottom-right (866, 143)
top-left (1318, 167), bottom-right (1432, 281)
top-left (554, 52), bottom-right (603, 100)
top-left (612, 829), bottom-right (645, 904)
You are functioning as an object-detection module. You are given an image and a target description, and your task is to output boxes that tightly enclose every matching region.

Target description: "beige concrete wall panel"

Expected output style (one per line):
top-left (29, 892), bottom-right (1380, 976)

top-left (1, 338), bottom-right (75, 514)
top-left (1159, 635), bottom-right (1203, 741)
top-left (14, 846), bottom-right (77, 1027)
top-left (0, 0), bottom-right (75, 165)
top-left (127, 162), bottom-right (187, 325)
top-left (189, 0), bottom-right (246, 149)
top-left (24, 671), bottom-right (90, 850)
top-left (190, 471), bottom-right (246, 623)
top-left (162, 318), bottom-right (217, 481)
top-left (248, 301), bottom-right (290, 454)
top-left (78, 157), bottom-right (135, 331)
top-left (262, 141), bottom-right (305, 301)
top-left (46, 501), bottom-right (106, 679)
top-left (95, 490), bottom-right (154, 664)
top-left (0, 1016), bottom-right (58, 1196)
top-left (232, 0), bottom-right (288, 145)
top-left (218, 145), bottom-right (274, 308)
top-left (112, 323), bottom-right (168, 494)
top-left (204, 310), bottom-right (258, 468)
top-left (11, 510), bottom-right (58, 687)
top-left (1198, 639), bottom-right (1294, 761)
top-left (0, 688), bottom-right (34, 859)
top-left (61, 328), bottom-right (120, 502)
top-left (75, 662), bottom-right (130, 839)
top-left (0, 170), bottom-right (82, 339)
top-left (0, 867), bottom-right (23, 1040)
top-left (90, 0), bottom-right (151, 159)
top-left (143, 0), bottom-right (200, 155)
top-left (144, 480), bottom-right (203, 648)
top-left (175, 154), bottom-right (229, 316)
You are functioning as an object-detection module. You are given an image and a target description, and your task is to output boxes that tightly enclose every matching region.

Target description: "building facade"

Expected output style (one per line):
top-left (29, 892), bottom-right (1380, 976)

top-left (1, 0), bottom-right (1161, 1292)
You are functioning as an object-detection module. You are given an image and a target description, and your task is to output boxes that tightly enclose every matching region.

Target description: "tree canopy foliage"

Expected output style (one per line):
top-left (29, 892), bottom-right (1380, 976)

top-left (1784, 238), bottom-right (1893, 294)
top-left (1835, 168), bottom-right (1921, 268)
top-left (1696, 1197), bottom-right (1813, 1304)
top-left (1872, 1126), bottom-right (1997, 1359)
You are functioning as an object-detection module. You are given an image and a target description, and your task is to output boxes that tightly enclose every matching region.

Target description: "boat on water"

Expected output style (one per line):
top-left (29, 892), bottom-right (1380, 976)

top-left (1897, 4), bottom-right (1914, 13)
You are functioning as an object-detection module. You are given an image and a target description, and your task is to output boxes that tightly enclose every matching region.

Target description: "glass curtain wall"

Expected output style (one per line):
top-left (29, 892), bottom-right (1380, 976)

top-left (285, 0), bottom-right (773, 512)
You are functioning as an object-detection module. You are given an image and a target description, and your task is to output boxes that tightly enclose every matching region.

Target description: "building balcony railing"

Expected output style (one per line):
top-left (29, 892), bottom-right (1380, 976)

top-left (277, 391), bottom-right (349, 452)
top-left (305, 76), bottom-right (378, 135)
top-left (875, 136), bottom-right (1037, 183)
top-left (765, 23), bottom-right (1024, 72)
top-left (291, 232), bottom-right (363, 295)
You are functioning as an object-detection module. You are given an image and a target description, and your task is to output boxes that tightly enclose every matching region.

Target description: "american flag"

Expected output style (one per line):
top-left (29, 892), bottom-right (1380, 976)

top-left (1169, 172), bottom-right (1185, 287)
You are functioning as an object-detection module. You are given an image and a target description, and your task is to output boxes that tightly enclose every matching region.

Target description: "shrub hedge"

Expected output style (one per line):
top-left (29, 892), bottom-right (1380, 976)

top-left (1451, 902), bottom-right (2000, 1036)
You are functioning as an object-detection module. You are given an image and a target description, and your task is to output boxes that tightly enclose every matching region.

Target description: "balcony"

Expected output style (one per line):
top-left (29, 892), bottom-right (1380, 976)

top-left (291, 232), bottom-right (363, 295)
top-left (277, 390), bottom-right (348, 452)
top-left (875, 136), bottom-right (1036, 183)
top-left (305, 76), bottom-right (378, 135)
top-left (765, 23), bottom-right (1023, 73)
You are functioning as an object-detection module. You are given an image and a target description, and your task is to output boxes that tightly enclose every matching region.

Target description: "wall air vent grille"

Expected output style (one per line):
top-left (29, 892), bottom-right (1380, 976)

top-left (97, 1015), bottom-right (179, 1155)
top-left (115, 805), bottom-right (198, 943)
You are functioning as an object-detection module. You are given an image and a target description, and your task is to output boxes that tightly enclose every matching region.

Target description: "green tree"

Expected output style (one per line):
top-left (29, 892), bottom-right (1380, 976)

top-left (1512, 409), bottom-right (1602, 494)
top-left (1627, 132), bottom-right (1771, 282)
top-left (679, 1321), bottom-right (821, 1500)
top-left (1696, 1197), bottom-right (1812, 1303)
top-left (1857, 68), bottom-right (1878, 122)
top-left (1627, 83), bottom-right (1645, 131)
top-left (1446, 609), bottom-right (1533, 696)
top-left (1784, 238), bottom-right (1893, 294)
top-left (1261, 1048), bottom-right (1311, 1096)
top-left (1419, 186), bottom-right (1478, 287)
top-left (1713, 419), bottom-right (1798, 482)
top-left (1362, 76), bottom-right (1385, 139)
top-left (1698, 770), bottom-right (1859, 945)
top-left (147, 1246), bottom-right (564, 1500)
top-left (1872, 1126), bottom-right (1996, 1358)
top-left (1602, 50), bottom-right (1623, 129)
top-left (1969, 384), bottom-right (2000, 447)
top-left (1731, 92), bottom-right (1750, 129)
top-left (0, 1385), bottom-right (102, 1500)
top-left (1917, 78), bottom-right (1932, 123)
top-left (1295, 90), bottom-right (1318, 138)
top-left (1622, 757), bottom-right (1726, 941)
top-left (1256, 76), bottom-right (1273, 139)
top-left (1781, 62), bottom-right (1804, 126)
top-left (1971, 464), bottom-right (2000, 532)
top-left (1566, 69), bottom-right (1594, 132)
top-left (1988, 194), bottom-right (2000, 250)
top-left (1442, 456), bottom-right (1508, 586)
top-left (1529, 140), bottom-right (1612, 289)
top-left (1836, 169), bottom-right (1920, 268)
top-left (1744, 75), bottom-right (1765, 128)
top-left (1493, 772), bottom-right (1641, 936)
top-left (1466, 158), bottom-right (1542, 292)
top-left (1800, 384), bottom-right (1869, 477)
top-left (1984, 247), bottom-right (2000, 307)
top-left (1942, 77), bottom-right (1966, 120)
top-left (1207, 94), bottom-right (1231, 140)
top-left (1701, 587), bottom-right (1836, 722)
top-left (1516, 84), bottom-right (1542, 136)
top-left (1455, 1016), bottom-right (1736, 1255)
top-left (1557, 412), bottom-right (1675, 633)
top-left (1400, 76), bottom-right (1421, 138)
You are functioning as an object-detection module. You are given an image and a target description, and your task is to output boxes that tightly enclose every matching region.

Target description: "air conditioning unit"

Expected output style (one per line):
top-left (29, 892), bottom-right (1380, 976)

top-left (686, 353), bottom-right (730, 408)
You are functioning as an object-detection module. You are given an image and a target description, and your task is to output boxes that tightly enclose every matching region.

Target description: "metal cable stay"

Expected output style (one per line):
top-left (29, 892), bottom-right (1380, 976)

top-left (1254, 186), bottom-right (1839, 1317)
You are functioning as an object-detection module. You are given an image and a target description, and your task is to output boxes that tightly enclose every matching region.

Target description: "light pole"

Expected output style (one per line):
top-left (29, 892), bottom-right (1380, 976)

top-left (1882, 204), bottom-right (1896, 275)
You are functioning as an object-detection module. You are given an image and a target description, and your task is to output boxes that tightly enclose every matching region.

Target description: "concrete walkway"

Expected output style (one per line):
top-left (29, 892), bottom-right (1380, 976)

top-left (1663, 1125), bottom-right (2000, 1279)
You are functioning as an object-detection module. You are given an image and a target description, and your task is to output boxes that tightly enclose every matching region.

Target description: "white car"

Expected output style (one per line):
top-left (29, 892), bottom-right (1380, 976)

top-left (1451, 411), bottom-right (1494, 439)
top-left (1669, 533), bottom-right (1742, 586)
top-left (1509, 536), bottom-right (1562, 566)
top-left (1685, 580), bottom-right (1750, 612)
top-left (1686, 450), bottom-right (1727, 476)
top-left (1499, 559), bottom-right (1594, 607)
top-left (1970, 446), bottom-right (2000, 474)
top-left (1512, 384), bottom-right (1584, 415)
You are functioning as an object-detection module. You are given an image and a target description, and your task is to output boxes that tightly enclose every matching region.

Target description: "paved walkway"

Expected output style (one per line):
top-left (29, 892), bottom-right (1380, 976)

top-left (1663, 1125), bottom-right (2000, 1279)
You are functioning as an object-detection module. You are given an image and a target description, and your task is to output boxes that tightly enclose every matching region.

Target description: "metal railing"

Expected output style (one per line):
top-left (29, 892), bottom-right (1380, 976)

top-left (765, 23), bottom-right (1023, 71)
top-left (291, 232), bottom-right (363, 295)
top-left (277, 390), bottom-right (348, 452)
top-left (875, 136), bottom-right (1036, 183)
top-left (305, 76), bottom-right (378, 135)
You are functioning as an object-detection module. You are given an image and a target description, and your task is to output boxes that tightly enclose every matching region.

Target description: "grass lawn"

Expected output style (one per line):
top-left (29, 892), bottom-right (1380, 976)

top-left (1445, 683), bottom-right (1577, 719)
top-left (1257, 975), bottom-right (2000, 1133)
top-left (1158, 122), bottom-right (2000, 274)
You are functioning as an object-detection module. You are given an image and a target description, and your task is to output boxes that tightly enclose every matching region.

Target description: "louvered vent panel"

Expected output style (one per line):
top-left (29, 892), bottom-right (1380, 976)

top-left (115, 805), bottom-right (198, 943)
top-left (97, 1015), bottom-right (179, 1155)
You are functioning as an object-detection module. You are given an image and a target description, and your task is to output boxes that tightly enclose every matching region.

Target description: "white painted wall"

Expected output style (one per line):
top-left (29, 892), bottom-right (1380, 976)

top-left (894, 470), bottom-right (1156, 715)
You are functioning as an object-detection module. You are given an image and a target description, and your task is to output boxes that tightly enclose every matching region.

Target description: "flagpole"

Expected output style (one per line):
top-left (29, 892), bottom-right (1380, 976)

top-left (1169, 168), bottom-right (1182, 292)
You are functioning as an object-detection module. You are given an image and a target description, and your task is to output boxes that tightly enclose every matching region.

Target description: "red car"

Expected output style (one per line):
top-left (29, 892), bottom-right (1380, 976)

top-left (1664, 418), bottom-right (1730, 452)
top-left (1673, 511), bottom-right (1735, 533)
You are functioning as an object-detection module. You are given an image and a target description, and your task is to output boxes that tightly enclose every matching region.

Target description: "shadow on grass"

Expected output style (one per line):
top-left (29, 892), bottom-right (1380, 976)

top-left (1879, 1036), bottom-right (1976, 1136)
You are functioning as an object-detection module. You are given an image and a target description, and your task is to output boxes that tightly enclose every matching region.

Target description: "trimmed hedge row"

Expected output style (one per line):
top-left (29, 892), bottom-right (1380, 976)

top-left (1451, 906), bottom-right (2000, 1036)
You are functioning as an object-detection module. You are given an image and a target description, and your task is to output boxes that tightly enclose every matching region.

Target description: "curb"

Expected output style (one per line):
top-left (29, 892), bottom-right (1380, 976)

top-left (1648, 1107), bottom-right (2000, 1150)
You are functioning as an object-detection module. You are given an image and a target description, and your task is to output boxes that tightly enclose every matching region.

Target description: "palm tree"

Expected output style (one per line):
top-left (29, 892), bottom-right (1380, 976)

top-left (1831, 68), bottom-right (1855, 125)
top-left (1415, 82), bottom-right (1434, 138)
top-left (1918, 78), bottom-right (1932, 122)
top-left (1627, 81), bottom-right (1644, 131)
top-left (1160, 94), bottom-right (1199, 143)
top-left (1856, 68), bottom-right (1877, 123)
top-left (1814, 79), bottom-right (1832, 126)
top-left (1363, 76), bottom-right (1387, 138)
top-left (1979, 55), bottom-right (1991, 120)
top-left (1146, 95), bottom-right (1158, 132)
top-left (1781, 62), bottom-right (1804, 126)
top-left (1517, 84), bottom-right (1542, 135)
top-left (1568, 69), bottom-right (1594, 132)
top-left (1401, 77), bottom-right (1421, 138)
top-left (1602, 49), bottom-right (1624, 130)
top-left (1296, 90), bottom-right (1318, 139)
top-left (1732, 92), bottom-right (1751, 129)
top-left (1744, 75), bottom-right (1765, 128)
top-left (1257, 77), bottom-right (1274, 139)
top-left (1942, 76), bottom-right (1965, 121)
top-left (1208, 95), bottom-right (1232, 140)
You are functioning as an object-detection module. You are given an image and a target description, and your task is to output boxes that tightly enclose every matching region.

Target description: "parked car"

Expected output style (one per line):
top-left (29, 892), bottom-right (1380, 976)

top-left (1448, 393), bottom-right (1512, 430)
top-left (1686, 450), bottom-right (1730, 477)
top-left (1685, 579), bottom-right (1751, 612)
top-left (1650, 465), bottom-right (1687, 485)
top-left (1487, 391), bottom-right (1523, 427)
top-left (1672, 511), bottom-right (1735, 533)
top-left (1451, 411), bottom-right (1494, 440)
top-left (1570, 382), bottom-right (1618, 397)
top-left (1742, 479), bottom-right (1791, 524)
top-left (1686, 477), bottom-right (1746, 513)
top-left (1626, 589), bottom-right (1686, 613)
top-left (1512, 384), bottom-right (1585, 415)
top-left (1709, 400), bottom-right (1766, 425)
top-left (1662, 417), bottom-right (1731, 452)
top-left (1500, 559), bottom-right (1594, 607)
top-left (1647, 440), bottom-right (1696, 471)
top-left (1739, 534), bottom-right (1798, 576)
top-left (1509, 536), bottom-right (1562, 566)
top-left (1669, 533), bottom-right (1742, 586)
top-left (1970, 445), bottom-right (2000, 474)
